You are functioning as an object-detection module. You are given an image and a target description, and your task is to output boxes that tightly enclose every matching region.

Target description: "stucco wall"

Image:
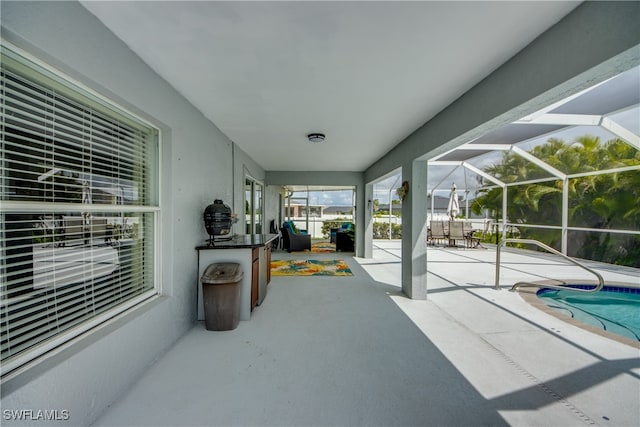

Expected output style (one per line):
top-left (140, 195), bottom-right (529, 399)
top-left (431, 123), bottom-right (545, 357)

top-left (230, 143), bottom-right (267, 235)
top-left (1, 1), bottom-right (262, 425)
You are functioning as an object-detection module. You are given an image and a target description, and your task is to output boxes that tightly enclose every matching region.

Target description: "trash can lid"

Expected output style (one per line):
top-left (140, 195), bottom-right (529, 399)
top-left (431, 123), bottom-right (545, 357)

top-left (201, 262), bottom-right (243, 284)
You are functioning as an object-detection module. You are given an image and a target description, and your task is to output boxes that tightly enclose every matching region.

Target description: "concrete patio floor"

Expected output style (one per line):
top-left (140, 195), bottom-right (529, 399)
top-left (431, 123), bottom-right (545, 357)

top-left (92, 241), bottom-right (639, 427)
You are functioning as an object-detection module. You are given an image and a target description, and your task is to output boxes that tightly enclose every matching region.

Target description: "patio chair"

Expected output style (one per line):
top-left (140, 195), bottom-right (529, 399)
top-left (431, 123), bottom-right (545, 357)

top-left (463, 221), bottom-right (473, 235)
top-left (468, 220), bottom-right (491, 248)
top-left (429, 220), bottom-right (447, 246)
top-left (335, 223), bottom-right (355, 252)
top-left (463, 221), bottom-right (481, 248)
top-left (281, 221), bottom-right (311, 252)
top-left (448, 221), bottom-right (466, 248)
top-left (330, 222), bottom-right (352, 243)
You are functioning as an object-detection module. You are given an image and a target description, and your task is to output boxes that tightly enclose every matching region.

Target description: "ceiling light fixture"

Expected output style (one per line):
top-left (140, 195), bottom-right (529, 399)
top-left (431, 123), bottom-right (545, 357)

top-left (307, 133), bottom-right (326, 143)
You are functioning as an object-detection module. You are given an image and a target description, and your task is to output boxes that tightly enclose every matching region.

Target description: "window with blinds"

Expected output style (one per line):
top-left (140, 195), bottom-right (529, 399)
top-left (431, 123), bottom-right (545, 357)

top-left (1, 46), bottom-right (160, 374)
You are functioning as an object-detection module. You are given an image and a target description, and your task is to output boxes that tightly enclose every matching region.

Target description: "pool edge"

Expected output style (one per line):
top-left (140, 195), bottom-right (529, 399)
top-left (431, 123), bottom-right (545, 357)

top-left (517, 280), bottom-right (640, 350)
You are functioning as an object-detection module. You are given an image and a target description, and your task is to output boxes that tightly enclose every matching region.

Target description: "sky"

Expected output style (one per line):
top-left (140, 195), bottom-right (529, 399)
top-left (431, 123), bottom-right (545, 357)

top-left (290, 189), bottom-right (356, 207)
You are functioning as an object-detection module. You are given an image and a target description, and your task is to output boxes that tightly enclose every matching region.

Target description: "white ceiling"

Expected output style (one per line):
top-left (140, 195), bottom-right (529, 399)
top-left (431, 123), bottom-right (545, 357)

top-left (81, 1), bottom-right (580, 172)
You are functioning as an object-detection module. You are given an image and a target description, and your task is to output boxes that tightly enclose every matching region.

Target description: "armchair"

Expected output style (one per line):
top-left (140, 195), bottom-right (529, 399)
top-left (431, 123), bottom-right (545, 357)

top-left (335, 222), bottom-right (354, 252)
top-left (281, 221), bottom-right (311, 252)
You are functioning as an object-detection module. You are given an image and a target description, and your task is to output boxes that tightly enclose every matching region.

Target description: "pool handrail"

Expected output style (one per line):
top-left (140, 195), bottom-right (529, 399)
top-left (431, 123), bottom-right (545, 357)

top-left (494, 238), bottom-right (605, 293)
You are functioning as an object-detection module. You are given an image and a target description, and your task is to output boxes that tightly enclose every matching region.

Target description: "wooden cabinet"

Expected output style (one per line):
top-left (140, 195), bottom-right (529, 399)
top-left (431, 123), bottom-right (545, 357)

top-left (196, 234), bottom-right (277, 321)
top-left (266, 243), bottom-right (272, 284)
top-left (251, 248), bottom-right (259, 311)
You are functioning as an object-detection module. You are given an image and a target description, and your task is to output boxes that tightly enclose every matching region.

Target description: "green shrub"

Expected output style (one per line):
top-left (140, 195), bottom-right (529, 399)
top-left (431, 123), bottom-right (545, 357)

top-left (321, 218), bottom-right (354, 239)
top-left (372, 222), bottom-right (402, 239)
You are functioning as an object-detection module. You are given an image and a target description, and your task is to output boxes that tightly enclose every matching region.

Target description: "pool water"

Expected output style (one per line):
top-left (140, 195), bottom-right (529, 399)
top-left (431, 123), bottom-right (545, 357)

top-left (537, 285), bottom-right (640, 342)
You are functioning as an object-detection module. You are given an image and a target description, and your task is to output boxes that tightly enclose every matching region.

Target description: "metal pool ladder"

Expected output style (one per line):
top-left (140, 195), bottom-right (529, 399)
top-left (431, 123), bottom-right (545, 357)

top-left (495, 238), bottom-right (604, 293)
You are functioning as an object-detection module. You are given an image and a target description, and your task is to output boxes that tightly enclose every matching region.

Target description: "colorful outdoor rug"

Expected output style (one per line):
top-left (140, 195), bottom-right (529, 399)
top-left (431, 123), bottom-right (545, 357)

top-left (311, 242), bottom-right (336, 253)
top-left (270, 259), bottom-right (353, 276)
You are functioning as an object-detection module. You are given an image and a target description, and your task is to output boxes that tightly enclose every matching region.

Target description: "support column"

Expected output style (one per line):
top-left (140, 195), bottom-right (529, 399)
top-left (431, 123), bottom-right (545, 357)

top-left (401, 160), bottom-right (428, 300)
top-left (502, 187), bottom-right (508, 241)
top-left (562, 177), bottom-right (569, 254)
top-left (363, 183), bottom-right (374, 258)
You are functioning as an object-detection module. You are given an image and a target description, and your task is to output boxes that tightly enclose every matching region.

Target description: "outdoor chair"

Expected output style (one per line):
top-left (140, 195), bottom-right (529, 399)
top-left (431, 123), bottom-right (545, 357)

top-left (448, 221), bottom-right (466, 248)
top-left (335, 223), bottom-right (355, 252)
top-left (429, 220), bottom-right (447, 245)
top-left (463, 221), bottom-right (473, 235)
top-left (281, 221), bottom-right (311, 252)
top-left (471, 220), bottom-right (492, 248)
top-left (330, 222), bottom-right (352, 243)
top-left (463, 221), bottom-right (481, 248)
top-left (330, 228), bottom-right (338, 243)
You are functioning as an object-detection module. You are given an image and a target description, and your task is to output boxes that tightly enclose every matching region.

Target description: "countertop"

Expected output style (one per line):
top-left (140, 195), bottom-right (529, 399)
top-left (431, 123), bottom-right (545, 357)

top-left (196, 234), bottom-right (279, 250)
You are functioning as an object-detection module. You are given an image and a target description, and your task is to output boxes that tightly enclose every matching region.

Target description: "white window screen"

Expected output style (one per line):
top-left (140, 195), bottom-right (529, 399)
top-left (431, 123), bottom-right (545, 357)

top-left (1, 46), bottom-right (159, 373)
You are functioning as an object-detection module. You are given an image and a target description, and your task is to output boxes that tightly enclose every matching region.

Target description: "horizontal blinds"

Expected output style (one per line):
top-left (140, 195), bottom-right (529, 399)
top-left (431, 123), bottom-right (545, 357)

top-left (0, 47), bottom-right (158, 368)
top-left (0, 212), bottom-right (155, 362)
top-left (2, 69), bottom-right (153, 205)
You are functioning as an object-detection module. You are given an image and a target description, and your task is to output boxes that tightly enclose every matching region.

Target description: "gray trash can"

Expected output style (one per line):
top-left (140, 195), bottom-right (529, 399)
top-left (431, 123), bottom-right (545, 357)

top-left (201, 263), bottom-right (243, 331)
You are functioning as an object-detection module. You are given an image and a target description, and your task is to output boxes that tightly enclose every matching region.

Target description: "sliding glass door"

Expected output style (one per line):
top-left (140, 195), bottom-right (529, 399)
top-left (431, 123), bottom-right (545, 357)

top-left (245, 177), bottom-right (263, 234)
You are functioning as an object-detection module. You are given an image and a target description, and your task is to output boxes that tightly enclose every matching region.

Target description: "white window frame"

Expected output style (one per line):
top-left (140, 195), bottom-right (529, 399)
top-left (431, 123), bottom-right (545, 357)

top-left (244, 174), bottom-right (264, 234)
top-left (0, 42), bottom-right (161, 379)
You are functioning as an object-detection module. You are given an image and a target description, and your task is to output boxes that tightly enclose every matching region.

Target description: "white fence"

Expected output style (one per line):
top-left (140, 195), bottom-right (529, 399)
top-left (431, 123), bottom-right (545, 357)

top-left (287, 215), bottom-right (353, 239)
top-left (286, 215), bottom-right (491, 239)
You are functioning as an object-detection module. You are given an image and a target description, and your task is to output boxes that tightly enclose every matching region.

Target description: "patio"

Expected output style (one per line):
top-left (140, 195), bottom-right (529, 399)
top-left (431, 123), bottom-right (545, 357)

top-left (93, 241), bottom-right (639, 427)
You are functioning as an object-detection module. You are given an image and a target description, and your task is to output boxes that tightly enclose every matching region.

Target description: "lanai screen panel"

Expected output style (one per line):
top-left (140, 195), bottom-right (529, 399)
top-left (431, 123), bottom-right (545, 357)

top-left (551, 67), bottom-right (640, 115)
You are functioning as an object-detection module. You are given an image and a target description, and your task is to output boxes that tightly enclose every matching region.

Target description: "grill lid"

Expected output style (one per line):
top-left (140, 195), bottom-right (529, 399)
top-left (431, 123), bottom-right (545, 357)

top-left (204, 199), bottom-right (233, 237)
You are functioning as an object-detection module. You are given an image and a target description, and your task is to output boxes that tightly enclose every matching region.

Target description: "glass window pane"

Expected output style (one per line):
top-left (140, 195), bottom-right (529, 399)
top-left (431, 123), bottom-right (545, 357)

top-left (245, 178), bottom-right (252, 234)
top-left (254, 183), bottom-right (262, 234)
top-left (1, 211), bottom-right (154, 364)
top-left (0, 47), bottom-right (158, 370)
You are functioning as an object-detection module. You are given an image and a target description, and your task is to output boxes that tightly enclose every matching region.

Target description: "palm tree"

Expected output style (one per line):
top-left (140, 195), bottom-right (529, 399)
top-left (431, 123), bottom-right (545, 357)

top-left (472, 135), bottom-right (640, 266)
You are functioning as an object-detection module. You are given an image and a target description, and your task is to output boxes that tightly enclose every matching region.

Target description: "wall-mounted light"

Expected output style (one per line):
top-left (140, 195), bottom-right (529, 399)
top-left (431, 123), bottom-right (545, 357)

top-left (307, 133), bottom-right (326, 143)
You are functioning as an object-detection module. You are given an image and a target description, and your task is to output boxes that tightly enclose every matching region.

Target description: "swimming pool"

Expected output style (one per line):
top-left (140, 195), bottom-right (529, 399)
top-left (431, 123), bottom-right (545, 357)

top-left (537, 285), bottom-right (640, 342)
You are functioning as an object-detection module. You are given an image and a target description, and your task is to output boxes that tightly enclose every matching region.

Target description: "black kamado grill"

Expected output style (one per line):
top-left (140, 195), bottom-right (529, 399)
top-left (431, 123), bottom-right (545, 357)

top-left (204, 199), bottom-right (233, 245)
